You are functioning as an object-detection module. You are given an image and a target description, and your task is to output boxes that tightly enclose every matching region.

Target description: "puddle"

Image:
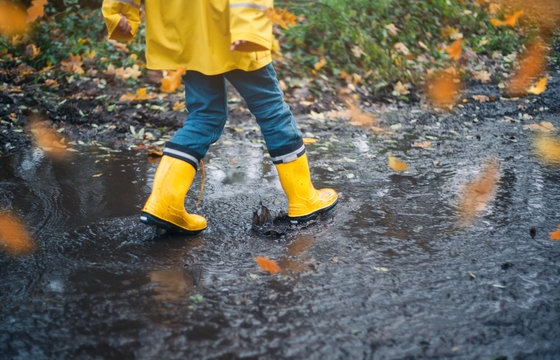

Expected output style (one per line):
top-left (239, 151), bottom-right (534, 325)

top-left (1, 112), bottom-right (560, 359)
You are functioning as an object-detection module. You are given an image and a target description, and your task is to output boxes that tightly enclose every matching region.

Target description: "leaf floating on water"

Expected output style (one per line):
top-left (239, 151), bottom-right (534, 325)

top-left (388, 153), bottom-right (408, 172)
top-left (532, 133), bottom-right (560, 165)
top-left (253, 256), bottom-right (281, 274)
top-left (549, 225), bottom-right (560, 241)
top-left (0, 212), bottom-right (35, 256)
top-left (456, 158), bottom-right (500, 227)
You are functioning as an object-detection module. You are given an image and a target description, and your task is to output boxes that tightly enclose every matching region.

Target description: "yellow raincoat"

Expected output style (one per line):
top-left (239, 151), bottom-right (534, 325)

top-left (102, 0), bottom-right (273, 74)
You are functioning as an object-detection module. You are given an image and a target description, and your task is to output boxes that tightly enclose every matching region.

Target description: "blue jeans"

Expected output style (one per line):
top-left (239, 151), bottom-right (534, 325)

top-left (162, 63), bottom-right (304, 170)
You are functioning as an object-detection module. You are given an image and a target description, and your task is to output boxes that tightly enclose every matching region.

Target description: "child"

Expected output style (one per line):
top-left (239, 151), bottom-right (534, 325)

top-left (102, 0), bottom-right (338, 235)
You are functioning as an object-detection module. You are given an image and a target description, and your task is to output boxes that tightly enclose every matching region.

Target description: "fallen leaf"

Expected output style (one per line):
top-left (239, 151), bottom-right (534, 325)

top-left (412, 141), bottom-right (432, 148)
top-left (161, 67), bottom-right (186, 93)
top-left (26, 0), bottom-right (47, 22)
top-left (550, 225), bottom-right (560, 240)
top-left (527, 77), bottom-right (547, 95)
top-left (472, 95), bottom-right (490, 103)
top-left (44, 79), bottom-right (58, 88)
top-left (473, 70), bottom-right (491, 83)
top-left (392, 81), bottom-right (410, 96)
top-left (121, 64), bottom-right (142, 80)
top-left (351, 45), bottom-right (365, 58)
top-left (0, 211), bottom-right (35, 256)
top-left (385, 23), bottom-right (399, 36)
top-left (263, 7), bottom-right (296, 29)
top-left (25, 44), bottom-right (40, 59)
top-left (60, 53), bottom-right (84, 75)
top-left (440, 25), bottom-right (463, 40)
top-left (172, 101), bottom-right (185, 111)
top-left (524, 121), bottom-right (556, 132)
top-left (532, 133), bottom-right (560, 165)
top-left (107, 38), bottom-right (129, 53)
top-left (254, 256), bottom-right (281, 274)
top-left (393, 42), bottom-right (410, 56)
top-left (92, 173), bottom-right (103, 177)
top-left (313, 57), bottom-right (327, 71)
top-left (456, 158), bottom-right (500, 226)
top-left (303, 138), bottom-right (318, 144)
top-left (388, 153), bottom-right (408, 171)
top-left (445, 39), bottom-right (463, 61)
top-left (120, 88), bottom-right (157, 101)
top-left (490, 10), bottom-right (524, 27)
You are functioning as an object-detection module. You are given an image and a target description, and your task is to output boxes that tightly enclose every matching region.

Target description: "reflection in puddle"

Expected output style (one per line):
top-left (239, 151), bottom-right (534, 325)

top-left (278, 235), bottom-right (316, 273)
top-left (149, 269), bottom-right (194, 303)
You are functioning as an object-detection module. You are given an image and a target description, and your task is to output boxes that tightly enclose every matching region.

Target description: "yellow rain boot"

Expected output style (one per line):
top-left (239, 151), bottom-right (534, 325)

top-left (275, 153), bottom-right (338, 222)
top-left (140, 155), bottom-right (207, 235)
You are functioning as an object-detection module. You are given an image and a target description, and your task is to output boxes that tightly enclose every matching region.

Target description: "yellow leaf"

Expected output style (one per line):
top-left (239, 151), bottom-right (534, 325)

top-left (313, 57), bottom-right (327, 71)
top-left (303, 138), bottom-right (318, 144)
top-left (532, 134), bottom-right (560, 165)
top-left (388, 153), bottom-right (408, 171)
top-left (392, 81), bottom-right (410, 96)
top-left (490, 10), bottom-right (523, 27)
top-left (527, 77), bottom-right (547, 95)
top-left (263, 8), bottom-right (296, 30)
top-left (172, 101), bottom-right (185, 111)
top-left (0, 3), bottom-right (29, 36)
top-left (26, 0), bottom-right (47, 23)
top-left (119, 88), bottom-right (157, 101)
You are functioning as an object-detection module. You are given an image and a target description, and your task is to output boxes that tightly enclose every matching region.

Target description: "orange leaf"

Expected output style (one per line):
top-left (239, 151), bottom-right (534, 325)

top-left (550, 225), bottom-right (560, 241)
top-left (303, 138), bottom-right (318, 144)
top-left (0, 3), bottom-right (29, 36)
top-left (160, 67), bottom-right (186, 93)
top-left (254, 256), bottom-right (281, 274)
top-left (388, 153), bottom-right (408, 171)
top-left (0, 211), bottom-right (35, 256)
top-left (26, 0), bottom-right (47, 22)
top-left (490, 10), bottom-right (523, 27)
top-left (456, 158), bottom-right (500, 226)
top-left (445, 39), bottom-right (463, 61)
top-left (507, 40), bottom-right (548, 96)
top-left (425, 69), bottom-right (461, 108)
top-left (263, 8), bottom-right (296, 30)
top-left (412, 141), bottom-right (432, 148)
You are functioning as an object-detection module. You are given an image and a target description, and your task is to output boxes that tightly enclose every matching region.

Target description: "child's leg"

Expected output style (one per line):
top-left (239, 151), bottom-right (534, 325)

top-left (164, 71), bottom-right (229, 167)
top-left (225, 63), bottom-right (304, 164)
top-left (226, 64), bottom-right (337, 221)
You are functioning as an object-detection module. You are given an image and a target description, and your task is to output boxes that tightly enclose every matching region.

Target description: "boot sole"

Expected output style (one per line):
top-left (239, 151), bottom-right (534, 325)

top-left (289, 198), bottom-right (339, 224)
top-left (140, 212), bottom-right (205, 236)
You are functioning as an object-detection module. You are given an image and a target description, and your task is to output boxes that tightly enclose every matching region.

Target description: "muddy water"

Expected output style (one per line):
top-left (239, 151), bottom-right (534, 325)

top-left (1, 109), bottom-right (560, 359)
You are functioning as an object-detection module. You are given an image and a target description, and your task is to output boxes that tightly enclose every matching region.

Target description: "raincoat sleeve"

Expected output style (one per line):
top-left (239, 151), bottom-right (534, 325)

top-left (229, 0), bottom-right (274, 52)
top-left (101, 0), bottom-right (142, 42)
